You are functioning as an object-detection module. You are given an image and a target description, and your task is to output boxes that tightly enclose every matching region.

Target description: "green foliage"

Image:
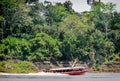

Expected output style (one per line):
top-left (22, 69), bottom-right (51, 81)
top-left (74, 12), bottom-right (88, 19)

top-left (59, 14), bottom-right (93, 61)
top-left (90, 2), bottom-right (116, 39)
top-left (63, 0), bottom-right (73, 12)
top-left (0, 0), bottom-right (17, 37)
top-left (29, 2), bottom-right (45, 25)
top-left (11, 4), bottom-right (33, 35)
top-left (0, 16), bottom-right (5, 40)
top-left (2, 36), bottom-right (31, 60)
top-left (29, 33), bottom-right (62, 61)
top-left (0, 0), bottom-right (119, 69)
top-left (0, 16), bottom-right (5, 22)
top-left (0, 54), bottom-right (5, 61)
top-left (44, 1), bottom-right (70, 26)
top-left (109, 12), bottom-right (120, 53)
top-left (0, 61), bottom-right (38, 73)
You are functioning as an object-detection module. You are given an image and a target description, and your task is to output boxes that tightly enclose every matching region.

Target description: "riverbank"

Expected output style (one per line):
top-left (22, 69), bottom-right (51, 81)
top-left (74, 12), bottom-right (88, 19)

top-left (0, 59), bottom-right (120, 74)
top-left (0, 72), bottom-right (68, 76)
top-left (89, 59), bottom-right (120, 73)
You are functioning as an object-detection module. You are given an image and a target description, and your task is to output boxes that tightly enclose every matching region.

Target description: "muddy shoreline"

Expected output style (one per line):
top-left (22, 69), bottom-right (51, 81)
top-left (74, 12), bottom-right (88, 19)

top-left (0, 60), bottom-right (120, 74)
top-left (0, 72), bottom-right (68, 76)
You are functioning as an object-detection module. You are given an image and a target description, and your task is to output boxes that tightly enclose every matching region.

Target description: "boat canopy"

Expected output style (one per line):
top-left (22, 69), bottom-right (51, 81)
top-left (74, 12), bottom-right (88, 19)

top-left (50, 67), bottom-right (85, 71)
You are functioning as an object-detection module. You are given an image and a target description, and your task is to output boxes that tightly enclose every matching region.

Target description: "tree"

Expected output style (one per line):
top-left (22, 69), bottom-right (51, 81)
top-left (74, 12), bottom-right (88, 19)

top-left (59, 15), bottom-right (91, 61)
top-left (2, 36), bottom-right (31, 60)
top-left (11, 4), bottom-right (33, 36)
top-left (60, 33), bottom-right (77, 61)
top-left (63, 0), bottom-right (73, 12)
top-left (0, 0), bottom-right (16, 38)
top-left (0, 0), bottom-right (33, 38)
top-left (29, 33), bottom-right (62, 61)
top-left (29, 2), bottom-right (45, 25)
top-left (87, 0), bottom-right (101, 5)
top-left (0, 16), bottom-right (5, 40)
top-left (88, 29), bottom-right (115, 65)
top-left (90, 2), bottom-right (116, 39)
top-left (25, 0), bottom-right (38, 4)
top-left (109, 12), bottom-right (120, 54)
top-left (0, 44), bottom-right (6, 60)
top-left (44, 1), bottom-right (70, 26)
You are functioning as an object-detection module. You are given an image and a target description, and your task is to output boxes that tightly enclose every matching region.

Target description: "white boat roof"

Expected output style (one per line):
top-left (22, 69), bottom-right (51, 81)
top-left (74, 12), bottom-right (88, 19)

top-left (50, 67), bottom-right (85, 70)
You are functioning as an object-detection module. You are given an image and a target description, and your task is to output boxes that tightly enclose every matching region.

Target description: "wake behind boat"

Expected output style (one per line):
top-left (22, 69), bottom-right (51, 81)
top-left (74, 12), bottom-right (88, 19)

top-left (50, 66), bottom-right (88, 75)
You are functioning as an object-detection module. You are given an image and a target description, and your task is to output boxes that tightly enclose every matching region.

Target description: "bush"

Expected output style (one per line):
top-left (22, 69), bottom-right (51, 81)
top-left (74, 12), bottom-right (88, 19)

top-left (0, 54), bottom-right (5, 61)
top-left (0, 61), bottom-right (38, 73)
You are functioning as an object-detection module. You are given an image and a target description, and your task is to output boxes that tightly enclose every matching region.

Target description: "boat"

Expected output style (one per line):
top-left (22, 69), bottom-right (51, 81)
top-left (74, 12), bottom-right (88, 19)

top-left (50, 66), bottom-right (88, 75)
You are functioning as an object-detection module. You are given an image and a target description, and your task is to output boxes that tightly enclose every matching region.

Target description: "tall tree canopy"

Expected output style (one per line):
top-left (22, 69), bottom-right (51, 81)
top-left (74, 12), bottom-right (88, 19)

top-left (0, 0), bottom-right (120, 67)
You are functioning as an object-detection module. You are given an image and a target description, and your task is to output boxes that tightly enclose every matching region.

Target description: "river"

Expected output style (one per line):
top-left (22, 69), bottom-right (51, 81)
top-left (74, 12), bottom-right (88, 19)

top-left (0, 73), bottom-right (120, 81)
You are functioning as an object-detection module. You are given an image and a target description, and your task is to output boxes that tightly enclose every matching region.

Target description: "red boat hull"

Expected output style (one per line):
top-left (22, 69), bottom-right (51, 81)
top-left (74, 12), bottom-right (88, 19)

top-left (61, 71), bottom-right (87, 75)
top-left (50, 67), bottom-right (88, 75)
